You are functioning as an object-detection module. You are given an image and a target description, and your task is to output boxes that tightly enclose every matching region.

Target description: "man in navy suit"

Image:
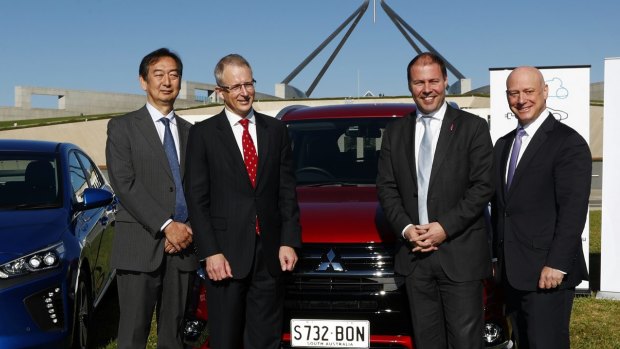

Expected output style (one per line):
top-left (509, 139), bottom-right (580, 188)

top-left (106, 48), bottom-right (197, 348)
top-left (492, 66), bottom-right (591, 349)
top-left (185, 54), bottom-right (302, 349)
top-left (377, 52), bottom-right (494, 349)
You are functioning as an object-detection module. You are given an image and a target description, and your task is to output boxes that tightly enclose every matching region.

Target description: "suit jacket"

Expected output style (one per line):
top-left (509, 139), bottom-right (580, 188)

top-left (377, 105), bottom-right (494, 282)
top-left (492, 114), bottom-right (591, 291)
top-left (106, 106), bottom-right (197, 272)
top-left (185, 110), bottom-right (302, 278)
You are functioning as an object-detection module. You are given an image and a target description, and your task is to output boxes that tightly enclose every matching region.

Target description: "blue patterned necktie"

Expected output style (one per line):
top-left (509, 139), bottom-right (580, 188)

top-left (417, 116), bottom-right (433, 224)
top-left (160, 117), bottom-right (188, 222)
top-left (506, 127), bottom-right (526, 190)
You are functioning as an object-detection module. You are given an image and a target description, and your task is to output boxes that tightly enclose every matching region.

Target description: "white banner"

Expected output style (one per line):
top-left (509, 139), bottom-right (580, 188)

top-left (490, 66), bottom-right (591, 291)
top-left (599, 58), bottom-right (620, 300)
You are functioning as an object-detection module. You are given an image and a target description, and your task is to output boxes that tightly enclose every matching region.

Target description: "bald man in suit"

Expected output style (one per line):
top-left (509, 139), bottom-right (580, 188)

top-left (492, 66), bottom-right (590, 349)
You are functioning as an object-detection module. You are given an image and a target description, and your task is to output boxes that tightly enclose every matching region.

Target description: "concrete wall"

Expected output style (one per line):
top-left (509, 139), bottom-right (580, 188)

top-left (0, 83), bottom-right (234, 121)
top-left (0, 96), bottom-right (604, 168)
top-left (1, 118), bottom-right (109, 166)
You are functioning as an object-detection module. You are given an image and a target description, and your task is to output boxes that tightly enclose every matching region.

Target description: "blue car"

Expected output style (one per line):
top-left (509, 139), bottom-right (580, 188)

top-left (0, 139), bottom-right (116, 349)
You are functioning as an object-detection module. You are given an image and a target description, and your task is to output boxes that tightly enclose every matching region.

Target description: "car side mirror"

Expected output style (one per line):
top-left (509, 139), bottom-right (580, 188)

top-left (74, 188), bottom-right (114, 211)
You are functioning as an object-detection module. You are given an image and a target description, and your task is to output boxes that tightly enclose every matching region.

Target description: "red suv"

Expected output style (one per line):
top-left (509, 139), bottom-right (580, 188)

top-left (277, 103), bottom-right (510, 349)
top-left (186, 103), bottom-right (510, 349)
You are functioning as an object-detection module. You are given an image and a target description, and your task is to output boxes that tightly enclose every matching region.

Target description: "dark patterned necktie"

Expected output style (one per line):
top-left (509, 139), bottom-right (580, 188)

top-left (160, 117), bottom-right (188, 222)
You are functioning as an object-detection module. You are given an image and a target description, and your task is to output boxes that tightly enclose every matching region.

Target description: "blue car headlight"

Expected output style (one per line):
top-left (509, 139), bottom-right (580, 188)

top-left (0, 242), bottom-right (64, 279)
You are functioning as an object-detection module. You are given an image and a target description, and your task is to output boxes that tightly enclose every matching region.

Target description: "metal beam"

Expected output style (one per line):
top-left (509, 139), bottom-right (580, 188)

top-left (280, 0), bottom-right (369, 96)
top-left (280, 0), bottom-right (466, 97)
top-left (306, 1), bottom-right (368, 96)
top-left (380, 0), bottom-right (466, 80)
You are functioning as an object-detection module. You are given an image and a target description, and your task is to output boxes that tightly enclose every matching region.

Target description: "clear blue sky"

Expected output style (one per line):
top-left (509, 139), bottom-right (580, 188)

top-left (1, 0), bottom-right (618, 107)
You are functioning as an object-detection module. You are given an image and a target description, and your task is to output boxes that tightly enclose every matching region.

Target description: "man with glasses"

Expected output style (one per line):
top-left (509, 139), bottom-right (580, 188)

top-left (185, 54), bottom-right (302, 349)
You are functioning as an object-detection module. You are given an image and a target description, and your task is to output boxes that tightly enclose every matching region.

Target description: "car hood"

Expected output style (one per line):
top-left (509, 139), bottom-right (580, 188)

top-left (0, 208), bottom-right (69, 263)
top-left (296, 186), bottom-right (395, 244)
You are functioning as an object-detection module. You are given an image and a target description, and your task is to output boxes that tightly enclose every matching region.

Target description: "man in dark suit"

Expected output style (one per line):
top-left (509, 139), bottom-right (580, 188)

top-left (185, 54), bottom-right (302, 349)
top-left (492, 66), bottom-right (591, 349)
top-left (377, 52), bottom-right (493, 349)
top-left (105, 48), bottom-right (197, 349)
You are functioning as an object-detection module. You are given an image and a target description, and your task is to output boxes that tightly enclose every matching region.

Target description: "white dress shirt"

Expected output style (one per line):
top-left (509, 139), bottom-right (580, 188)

top-left (145, 103), bottom-right (182, 231)
top-left (505, 108), bottom-right (548, 183)
top-left (146, 102), bottom-right (181, 162)
top-left (225, 108), bottom-right (259, 156)
top-left (402, 102), bottom-right (448, 237)
top-left (415, 102), bottom-right (447, 164)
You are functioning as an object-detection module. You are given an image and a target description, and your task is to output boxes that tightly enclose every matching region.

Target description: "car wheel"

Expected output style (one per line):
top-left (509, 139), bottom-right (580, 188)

top-left (72, 278), bottom-right (92, 349)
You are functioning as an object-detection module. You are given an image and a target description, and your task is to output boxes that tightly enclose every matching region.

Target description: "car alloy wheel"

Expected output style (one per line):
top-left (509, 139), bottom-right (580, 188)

top-left (72, 278), bottom-right (92, 349)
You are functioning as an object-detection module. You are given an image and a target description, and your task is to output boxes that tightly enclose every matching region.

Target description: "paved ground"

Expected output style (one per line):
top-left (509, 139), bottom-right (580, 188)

top-left (590, 189), bottom-right (602, 210)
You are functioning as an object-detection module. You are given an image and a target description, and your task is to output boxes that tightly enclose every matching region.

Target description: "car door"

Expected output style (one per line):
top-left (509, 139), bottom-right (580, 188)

top-left (69, 151), bottom-right (115, 300)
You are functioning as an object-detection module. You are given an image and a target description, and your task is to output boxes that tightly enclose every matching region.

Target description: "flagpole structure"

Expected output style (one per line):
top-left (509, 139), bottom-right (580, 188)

top-left (277, 0), bottom-right (466, 98)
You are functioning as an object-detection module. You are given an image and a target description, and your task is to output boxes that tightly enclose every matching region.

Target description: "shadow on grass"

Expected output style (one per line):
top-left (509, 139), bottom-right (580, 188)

top-left (91, 281), bottom-right (120, 348)
top-left (589, 252), bottom-right (601, 292)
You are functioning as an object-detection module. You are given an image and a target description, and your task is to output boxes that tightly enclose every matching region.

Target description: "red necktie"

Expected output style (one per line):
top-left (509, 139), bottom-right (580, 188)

top-left (239, 118), bottom-right (259, 234)
top-left (239, 119), bottom-right (258, 187)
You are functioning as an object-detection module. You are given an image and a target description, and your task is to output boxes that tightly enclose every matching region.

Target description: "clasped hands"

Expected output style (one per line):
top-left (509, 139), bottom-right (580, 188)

top-left (404, 222), bottom-right (447, 253)
top-left (163, 221), bottom-right (193, 254)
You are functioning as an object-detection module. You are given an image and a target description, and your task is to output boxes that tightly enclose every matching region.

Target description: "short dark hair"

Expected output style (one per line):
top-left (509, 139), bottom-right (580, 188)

top-left (139, 48), bottom-right (183, 80)
top-left (407, 52), bottom-right (447, 84)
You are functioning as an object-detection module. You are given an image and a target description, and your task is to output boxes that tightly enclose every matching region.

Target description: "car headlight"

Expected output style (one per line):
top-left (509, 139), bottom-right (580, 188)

top-left (0, 242), bottom-right (64, 279)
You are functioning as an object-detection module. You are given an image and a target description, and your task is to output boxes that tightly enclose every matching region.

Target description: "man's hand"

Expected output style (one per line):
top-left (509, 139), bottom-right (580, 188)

top-left (279, 246), bottom-right (298, 271)
top-left (205, 254), bottom-right (233, 281)
top-left (403, 225), bottom-right (435, 253)
top-left (410, 222), bottom-right (446, 253)
top-left (164, 238), bottom-right (175, 254)
top-left (163, 221), bottom-right (193, 253)
top-left (539, 266), bottom-right (564, 289)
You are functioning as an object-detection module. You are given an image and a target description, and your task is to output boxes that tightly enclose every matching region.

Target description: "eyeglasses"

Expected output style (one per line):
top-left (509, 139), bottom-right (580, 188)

top-left (218, 79), bottom-right (256, 94)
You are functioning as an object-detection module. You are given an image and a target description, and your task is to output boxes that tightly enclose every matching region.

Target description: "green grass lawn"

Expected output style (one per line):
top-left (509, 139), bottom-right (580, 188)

top-left (569, 210), bottom-right (620, 349)
top-left (96, 211), bottom-right (618, 349)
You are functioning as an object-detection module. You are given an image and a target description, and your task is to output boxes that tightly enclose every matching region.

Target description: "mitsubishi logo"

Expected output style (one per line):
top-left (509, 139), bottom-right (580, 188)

top-left (316, 249), bottom-right (344, 272)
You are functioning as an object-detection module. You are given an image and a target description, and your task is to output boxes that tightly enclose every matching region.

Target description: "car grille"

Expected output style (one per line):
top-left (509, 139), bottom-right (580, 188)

top-left (292, 244), bottom-right (396, 277)
top-left (284, 244), bottom-right (406, 314)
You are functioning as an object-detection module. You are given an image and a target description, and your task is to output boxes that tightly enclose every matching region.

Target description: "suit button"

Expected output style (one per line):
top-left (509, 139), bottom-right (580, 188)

top-left (169, 187), bottom-right (174, 192)
top-left (504, 212), bottom-right (510, 217)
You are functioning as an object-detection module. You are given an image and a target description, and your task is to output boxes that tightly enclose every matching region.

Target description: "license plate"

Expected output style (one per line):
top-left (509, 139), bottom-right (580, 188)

top-left (290, 319), bottom-right (370, 348)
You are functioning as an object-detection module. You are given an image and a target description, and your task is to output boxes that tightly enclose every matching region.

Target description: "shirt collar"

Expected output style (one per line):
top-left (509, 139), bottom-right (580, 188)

top-left (225, 108), bottom-right (256, 128)
top-left (146, 102), bottom-right (175, 125)
top-left (416, 101), bottom-right (447, 122)
top-left (519, 108), bottom-right (548, 137)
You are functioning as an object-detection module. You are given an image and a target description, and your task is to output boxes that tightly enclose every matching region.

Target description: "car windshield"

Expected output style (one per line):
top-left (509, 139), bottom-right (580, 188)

top-left (0, 154), bottom-right (61, 209)
top-left (287, 118), bottom-right (391, 185)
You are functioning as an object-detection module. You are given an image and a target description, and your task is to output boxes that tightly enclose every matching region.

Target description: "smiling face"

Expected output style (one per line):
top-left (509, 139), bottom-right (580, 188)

top-left (408, 61), bottom-right (448, 115)
top-left (216, 64), bottom-right (255, 117)
top-left (139, 56), bottom-right (181, 115)
top-left (506, 66), bottom-right (548, 126)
